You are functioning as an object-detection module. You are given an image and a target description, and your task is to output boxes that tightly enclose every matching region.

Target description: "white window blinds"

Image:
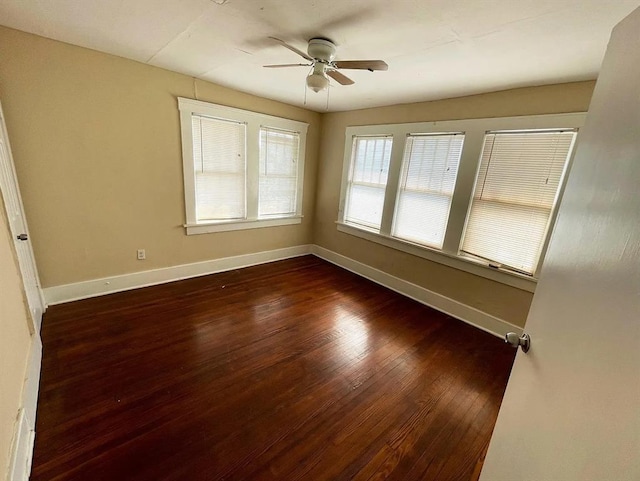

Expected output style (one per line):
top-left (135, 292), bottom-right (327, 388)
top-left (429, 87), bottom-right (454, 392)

top-left (461, 130), bottom-right (577, 274)
top-left (393, 133), bottom-right (464, 248)
top-left (259, 127), bottom-right (300, 217)
top-left (344, 136), bottom-right (393, 231)
top-left (192, 115), bottom-right (246, 221)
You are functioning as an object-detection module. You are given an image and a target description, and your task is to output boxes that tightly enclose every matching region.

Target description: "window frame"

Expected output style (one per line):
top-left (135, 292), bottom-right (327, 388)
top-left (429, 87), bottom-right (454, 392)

top-left (178, 97), bottom-right (308, 235)
top-left (337, 113), bottom-right (586, 292)
top-left (460, 129), bottom-right (579, 276)
top-left (392, 132), bottom-right (465, 249)
top-left (343, 134), bottom-right (394, 231)
top-left (258, 126), bottom-right (302, 218)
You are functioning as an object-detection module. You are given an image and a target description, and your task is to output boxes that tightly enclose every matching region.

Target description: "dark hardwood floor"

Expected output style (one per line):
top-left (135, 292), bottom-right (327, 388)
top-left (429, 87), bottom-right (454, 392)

top-left (32, 256), bottom-right (515, 481)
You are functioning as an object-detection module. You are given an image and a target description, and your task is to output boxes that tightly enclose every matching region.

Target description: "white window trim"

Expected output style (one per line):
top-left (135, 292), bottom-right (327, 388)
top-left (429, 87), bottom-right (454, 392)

top-left (178, 97), bottom-right (308, 235)
top-left (338, 113), bottom-right (587, 292)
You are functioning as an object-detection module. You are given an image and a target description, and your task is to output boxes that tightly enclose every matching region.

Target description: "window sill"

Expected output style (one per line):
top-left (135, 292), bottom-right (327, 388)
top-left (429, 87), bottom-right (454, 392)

top-left (185, 216), bottom-right (302, 235)
top-left (336, 222), bottom-right (537, 293)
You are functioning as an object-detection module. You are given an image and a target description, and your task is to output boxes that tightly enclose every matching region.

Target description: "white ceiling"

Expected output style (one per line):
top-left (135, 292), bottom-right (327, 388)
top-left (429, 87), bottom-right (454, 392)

top-left (0, 0), bottom-right (637, 112)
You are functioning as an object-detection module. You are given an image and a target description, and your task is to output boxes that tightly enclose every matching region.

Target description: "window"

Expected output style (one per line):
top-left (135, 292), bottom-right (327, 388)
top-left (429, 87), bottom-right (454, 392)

top-left (259, 127), bottom-right (300, 217)
top-left (179, 98), bottom-right (308, 234)
top-left (344, 136), bottom-right (392, 230)
top-left (392, 133), bottom-right (464, 249)
top-left (338, 114), bottom-right (585, 290)
top-left (461, 130), bottom-right (577, 275)
top-left (192, 115), bottom-right (246, 221)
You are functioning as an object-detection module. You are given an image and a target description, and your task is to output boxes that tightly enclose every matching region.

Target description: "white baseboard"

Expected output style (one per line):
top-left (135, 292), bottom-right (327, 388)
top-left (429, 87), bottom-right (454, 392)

top-left (8, 334), bottom-right (41, 481)
top-left (43, 245), bottom-right (313, 305)
top-left (23, 335), bottom-right (42, 424)
top-left (42, 243), bottom-right (520, 338)
top-left (8, 409), bottom-right (34, 481)
top-left (311, 245), bottom-right (522, 338)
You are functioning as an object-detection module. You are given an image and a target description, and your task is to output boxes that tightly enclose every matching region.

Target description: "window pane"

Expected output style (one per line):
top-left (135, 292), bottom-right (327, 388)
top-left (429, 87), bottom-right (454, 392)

top-left (344, 136), bottom-right (393, 230)
top-left (259, 127), bottom-right (299, 217)
top-left (346, 184), bottom-right (387, 228)
top-left (192, 115), bottom-right (246, 221)
top-left (393, 134), bottom-right (464, 248)
top-left (461, 130), bottom-right (576, 274)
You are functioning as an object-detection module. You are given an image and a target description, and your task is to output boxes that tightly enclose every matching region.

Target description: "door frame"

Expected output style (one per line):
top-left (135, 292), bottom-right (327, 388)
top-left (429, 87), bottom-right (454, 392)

top-left (0, 100), bottom-right (45, 333)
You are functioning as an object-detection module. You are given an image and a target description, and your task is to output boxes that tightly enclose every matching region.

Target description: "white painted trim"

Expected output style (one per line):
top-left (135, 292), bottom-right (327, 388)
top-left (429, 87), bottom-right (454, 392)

top-left (178, 97), bottom-right (308, 231)
top-left (311, 245), bottom-right (523, 338)
top-left (0, 101), bottom-right (46, 333)
top-left (44, 245), bottom-right (313, 305)
top-left (336, 222), bottom-right (536, 292)
top-left (343, 113), bottom-right (586, 135)
top-left (8, 409), bottom-right (34, 481)
top-left (22, 335), bottom-right (42, 424)
top-left (178, 97), bottom-right (310, 131)
top-left (9, 335), bottom-right (41, 481)
top-left (185, 215), bottom-right (302, 235)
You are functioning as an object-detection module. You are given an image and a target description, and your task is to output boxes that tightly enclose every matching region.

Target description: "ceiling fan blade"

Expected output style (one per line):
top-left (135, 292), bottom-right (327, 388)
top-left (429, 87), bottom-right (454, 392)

top-left (333, 60), bottom-right (389, 71)
top-left (327, 70), bottom-right (355, 86)
top-left (268, 36), bottom-right (313, 61)
top-left (264, 63), bottom-right (312, 68)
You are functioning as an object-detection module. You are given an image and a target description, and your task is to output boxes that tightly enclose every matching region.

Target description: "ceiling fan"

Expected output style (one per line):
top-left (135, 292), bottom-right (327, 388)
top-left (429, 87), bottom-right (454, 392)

top-left (264, 37), bottom-right (388, 93)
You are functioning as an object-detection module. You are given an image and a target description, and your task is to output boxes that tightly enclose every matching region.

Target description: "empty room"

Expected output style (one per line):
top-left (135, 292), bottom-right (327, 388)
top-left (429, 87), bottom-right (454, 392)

top-left (1, 2), bottom-right (638, 480)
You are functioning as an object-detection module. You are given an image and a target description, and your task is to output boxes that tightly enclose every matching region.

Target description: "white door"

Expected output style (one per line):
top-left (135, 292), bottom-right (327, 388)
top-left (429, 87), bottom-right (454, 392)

top-left (0, 102), bottom-right (44, 333)
top-left (479, 8), bottom-right (640, 481)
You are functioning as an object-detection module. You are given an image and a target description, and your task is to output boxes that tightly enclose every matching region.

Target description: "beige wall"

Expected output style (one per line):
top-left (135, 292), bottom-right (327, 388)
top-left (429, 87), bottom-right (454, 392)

top-left (0, 196), bottom-right (32, 478)
top-left (0, 26), bottom-right (321, 287)
top-left (315, 82), bottom-right (595, 326)
top-left (0, 25), bottom-right (596, 327)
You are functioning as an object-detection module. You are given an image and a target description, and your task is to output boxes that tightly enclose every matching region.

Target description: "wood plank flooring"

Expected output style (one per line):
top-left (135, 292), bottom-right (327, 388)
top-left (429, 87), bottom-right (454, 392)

top-left (31, 256), bottom-right (515, 481)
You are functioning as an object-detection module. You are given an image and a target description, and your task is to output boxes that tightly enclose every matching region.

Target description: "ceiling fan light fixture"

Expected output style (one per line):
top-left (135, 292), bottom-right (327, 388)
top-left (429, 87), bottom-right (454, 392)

top-left (266, 36), bottom-right (387, 93)
top-left (306, 72), bottom-right (329, 93)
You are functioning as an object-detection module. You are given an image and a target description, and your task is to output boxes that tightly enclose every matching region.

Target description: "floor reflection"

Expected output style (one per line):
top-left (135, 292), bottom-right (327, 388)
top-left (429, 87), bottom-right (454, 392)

top-left (332, 303), bottom-right (370, 362)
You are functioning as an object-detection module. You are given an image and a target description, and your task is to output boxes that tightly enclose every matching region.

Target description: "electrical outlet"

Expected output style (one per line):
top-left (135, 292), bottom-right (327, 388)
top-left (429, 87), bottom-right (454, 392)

top-left (137, 249), bottom-right (146, 260)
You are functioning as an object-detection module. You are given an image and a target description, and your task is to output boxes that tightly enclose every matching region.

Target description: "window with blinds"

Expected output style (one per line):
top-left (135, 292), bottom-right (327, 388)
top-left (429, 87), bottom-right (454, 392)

top-left (344, 135), bottom-right (393, 231)
top-left (393, 133), bottom-right (464, 248)
top-left (461, 130), bottom-right (577, 275)
top-left (179, 98), bottom-right (308, 234)
top-left (192, 115), bottom-right (246, 222)
top-left (259, 127), bottom-right (300, 217)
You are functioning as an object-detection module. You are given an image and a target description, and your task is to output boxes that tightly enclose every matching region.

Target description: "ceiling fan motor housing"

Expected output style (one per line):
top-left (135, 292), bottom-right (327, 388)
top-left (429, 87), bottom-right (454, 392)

top-left (308, 38), bottom-right (336, 62)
